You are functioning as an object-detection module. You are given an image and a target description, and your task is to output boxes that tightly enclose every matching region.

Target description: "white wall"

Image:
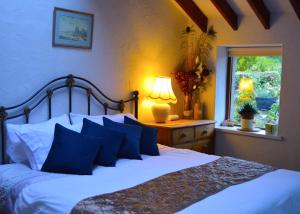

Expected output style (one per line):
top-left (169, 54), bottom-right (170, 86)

top-left (0, 0), bottom-right (187, 119)
top-left (0, 0), bottom-right (187, 159)
top-left (208, 14), bottom-right (300, 170)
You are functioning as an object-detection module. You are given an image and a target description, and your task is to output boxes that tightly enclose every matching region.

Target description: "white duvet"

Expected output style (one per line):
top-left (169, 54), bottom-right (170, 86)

top-left (1, 145), bottom-right (300, 214)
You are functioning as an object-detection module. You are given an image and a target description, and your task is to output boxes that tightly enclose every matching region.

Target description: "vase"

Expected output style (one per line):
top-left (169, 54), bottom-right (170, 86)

top-left (183, 93), bottom-right (193, 119)
top-left (193, 102), bottom-right (202, 120)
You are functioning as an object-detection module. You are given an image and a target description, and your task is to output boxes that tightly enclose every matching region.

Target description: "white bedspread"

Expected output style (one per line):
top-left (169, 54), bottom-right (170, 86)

top-left (1, 145), bottom-right (300, 214)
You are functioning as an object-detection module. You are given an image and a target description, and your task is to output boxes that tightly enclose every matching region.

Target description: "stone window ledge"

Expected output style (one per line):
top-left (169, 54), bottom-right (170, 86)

top-left (215, 125), bottom-right (283, 141)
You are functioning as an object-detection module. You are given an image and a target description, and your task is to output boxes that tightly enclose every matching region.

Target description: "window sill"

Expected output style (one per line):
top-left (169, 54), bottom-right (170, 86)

top-left (215, 125), bottom-right (283, 141)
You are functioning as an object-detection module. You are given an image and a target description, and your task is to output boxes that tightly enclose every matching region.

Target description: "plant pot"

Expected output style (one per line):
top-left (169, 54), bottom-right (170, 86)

top-left (255, 97), bottom-right (277, 111)
top-left (241, 118), bottom-right (254, 130)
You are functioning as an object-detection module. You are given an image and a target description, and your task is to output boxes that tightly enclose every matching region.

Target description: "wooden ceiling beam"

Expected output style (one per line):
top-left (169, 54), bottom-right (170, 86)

top-left (247, 0), bottom-right (270, 29)
top-left (175, 0), bottom-right (208, 32)
top-left (290, 0), bottom-right (300, 20)
top-left (210, 0), bottom-right (238, 30)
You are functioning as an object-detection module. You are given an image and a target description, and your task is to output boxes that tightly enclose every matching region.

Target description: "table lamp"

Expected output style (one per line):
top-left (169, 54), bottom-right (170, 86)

top-left (148, 76), bottom-right (177, 123)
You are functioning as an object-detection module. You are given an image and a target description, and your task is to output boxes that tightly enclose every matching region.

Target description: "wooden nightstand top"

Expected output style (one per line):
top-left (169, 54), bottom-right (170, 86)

top-left (142, 119), bottom-right (215, 129)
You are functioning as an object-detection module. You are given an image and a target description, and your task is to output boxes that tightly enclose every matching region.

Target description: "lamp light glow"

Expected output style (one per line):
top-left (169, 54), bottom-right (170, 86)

top-left (148, 76), bottom-right (177, 104)
top-left (239, 77), bottom-right (254, 93)
top-left (148, 76), bottom-right (177, 123)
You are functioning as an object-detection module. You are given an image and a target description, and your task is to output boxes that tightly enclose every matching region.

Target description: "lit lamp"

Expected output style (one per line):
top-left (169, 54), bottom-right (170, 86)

top-left (148, 76), bottom-right (177, 123)
top-left (238, 77), bottom-right (254, 102)
top-left (239, 77), bottom-right (254, 93)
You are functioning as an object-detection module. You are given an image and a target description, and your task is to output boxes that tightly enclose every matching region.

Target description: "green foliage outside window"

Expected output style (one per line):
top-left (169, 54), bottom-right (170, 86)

top-left (232, 56), bottom-right (282, 128)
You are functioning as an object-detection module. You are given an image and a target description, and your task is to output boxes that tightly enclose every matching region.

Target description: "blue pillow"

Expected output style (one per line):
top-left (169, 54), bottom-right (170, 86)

top-left (103, 117), bottom-right (142, 160)
top-left (124, 116), bottom-right (160, 156)
top-left (81, 118), bottom-right (125, 167)
top-left (42, 124), bottom-right (101, 175)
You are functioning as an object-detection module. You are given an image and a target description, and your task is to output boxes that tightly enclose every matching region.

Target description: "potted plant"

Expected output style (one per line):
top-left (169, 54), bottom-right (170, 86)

top-left (238, 103), bottom-right (258, 130)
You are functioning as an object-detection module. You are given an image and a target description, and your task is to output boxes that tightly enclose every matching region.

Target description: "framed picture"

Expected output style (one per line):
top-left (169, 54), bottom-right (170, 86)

top-left (53, 7), bottom-right (94, 49)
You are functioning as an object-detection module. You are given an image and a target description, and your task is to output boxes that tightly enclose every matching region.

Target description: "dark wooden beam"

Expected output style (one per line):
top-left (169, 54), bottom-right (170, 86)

top-left (210, 0), bottom-right (238, 30)
top-left (175, 0), bottom-right (208, 32)
top-left (290, 0), bottom-right (300, 20)
top-left (247, 0), bottom-right (270, 29)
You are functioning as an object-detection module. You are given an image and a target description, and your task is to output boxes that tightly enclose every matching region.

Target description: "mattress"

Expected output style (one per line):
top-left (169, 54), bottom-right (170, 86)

top-left (1, 145), bottom-right (300, 214)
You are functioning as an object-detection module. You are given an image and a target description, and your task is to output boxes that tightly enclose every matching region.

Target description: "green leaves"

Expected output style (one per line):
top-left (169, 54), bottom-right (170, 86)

top-left (236, 56), bottom-right (282, 72)
top-left (238, 103), bottom-right (258, 119)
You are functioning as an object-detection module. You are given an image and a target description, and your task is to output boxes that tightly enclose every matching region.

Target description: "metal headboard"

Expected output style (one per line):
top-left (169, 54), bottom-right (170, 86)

top-left (0, 74), bottom-right (139, 164)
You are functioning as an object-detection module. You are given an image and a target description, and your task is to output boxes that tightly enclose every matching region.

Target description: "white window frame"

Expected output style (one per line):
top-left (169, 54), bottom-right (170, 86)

top-left (226, 46), bottom-right (283, 128)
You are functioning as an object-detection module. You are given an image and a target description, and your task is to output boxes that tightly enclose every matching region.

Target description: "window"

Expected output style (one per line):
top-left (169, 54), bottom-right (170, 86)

top-left (226, 47), bottom-right (282, 128)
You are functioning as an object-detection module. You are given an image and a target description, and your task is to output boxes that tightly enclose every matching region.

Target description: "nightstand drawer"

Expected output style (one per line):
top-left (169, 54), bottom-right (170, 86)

top-left (142, 119), bottom-right (215, 154)
top-left (172, 127), bottom-right (194, 145)
top-left (174, 139), bottom-right (211, 152)
top-left (195, 124), bottom-right (214, 140)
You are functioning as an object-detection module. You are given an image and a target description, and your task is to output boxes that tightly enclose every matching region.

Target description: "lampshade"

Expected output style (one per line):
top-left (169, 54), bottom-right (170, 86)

top-left (148, 76), bottom-right (177, 104)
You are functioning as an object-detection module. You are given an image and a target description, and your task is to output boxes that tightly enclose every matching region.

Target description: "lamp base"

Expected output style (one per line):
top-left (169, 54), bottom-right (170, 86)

top-left (152, 103), bottom-right (170, 123)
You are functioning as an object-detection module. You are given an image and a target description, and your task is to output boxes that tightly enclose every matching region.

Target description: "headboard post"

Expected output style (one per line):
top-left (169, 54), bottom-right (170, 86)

top-left (104, 103), bottom-right (108, 115)
top-left (24, 107), bottom-right (31, 124)
top-left (119, 100), bottom-right (125, 113)
top-left (87, 88), bottom-right (92, 115)
top-left (133, 91), bottom-right (139, 119)
top-left (47, 89), bottom-right (53, 119)
top-left (0, 106), bottom-right (7, 164)
top-left (67, 74), bottom-right (75, 113)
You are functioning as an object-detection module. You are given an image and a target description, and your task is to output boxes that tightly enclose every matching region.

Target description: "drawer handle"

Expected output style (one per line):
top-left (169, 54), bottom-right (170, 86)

top-left (179, 133), bottom-right (187, 139)
top-left (201, 130), bottom-right (208, 136)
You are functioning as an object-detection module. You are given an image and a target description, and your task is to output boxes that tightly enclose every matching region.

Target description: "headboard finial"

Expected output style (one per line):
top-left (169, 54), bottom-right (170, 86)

top-left (47, 89), bottom-right (53, 98)
top-left (0, 106), bottom-right (7, 122)
top-left (67, 74), bottom-right (75, 88)
top-left (133, 90), bottom-right (139, 98)
top-left (132, 91), bottom-right (139, 119)
top-left (87, 88), bottom-right (92, 96)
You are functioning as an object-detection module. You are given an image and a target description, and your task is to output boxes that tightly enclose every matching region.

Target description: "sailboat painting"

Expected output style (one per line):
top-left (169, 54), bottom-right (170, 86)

top-left (53, 7), bottom-right (94, 49)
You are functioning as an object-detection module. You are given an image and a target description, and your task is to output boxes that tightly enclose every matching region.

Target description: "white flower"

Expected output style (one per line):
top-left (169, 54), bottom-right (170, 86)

top-left (195, 56), bottom-right (200, 65)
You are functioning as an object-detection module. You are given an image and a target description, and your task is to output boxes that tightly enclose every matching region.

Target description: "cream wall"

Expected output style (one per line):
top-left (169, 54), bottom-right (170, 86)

top-left (0, 0), bottom-right (187, 160)
top-left (205, 14), bottom-right (300, 170)
top-left (0, 0), bottom-right (187, 122)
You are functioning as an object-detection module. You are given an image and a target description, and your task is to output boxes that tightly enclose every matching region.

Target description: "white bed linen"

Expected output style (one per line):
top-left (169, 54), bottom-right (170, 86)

top-left (1, 145), bottom-right (300, 214)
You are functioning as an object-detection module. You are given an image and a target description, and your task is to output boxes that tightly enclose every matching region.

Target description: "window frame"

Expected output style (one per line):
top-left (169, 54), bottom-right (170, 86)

top-left (225, 46), bottom-right (283, 129)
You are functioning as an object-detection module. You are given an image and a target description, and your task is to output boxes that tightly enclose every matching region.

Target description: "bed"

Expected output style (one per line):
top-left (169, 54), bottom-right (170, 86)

top-left (0, 75), bottom-right (300, 214)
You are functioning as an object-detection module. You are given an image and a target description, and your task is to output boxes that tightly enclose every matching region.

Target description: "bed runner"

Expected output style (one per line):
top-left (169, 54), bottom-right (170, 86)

top-left (72, 157), bottom-right (275, 214)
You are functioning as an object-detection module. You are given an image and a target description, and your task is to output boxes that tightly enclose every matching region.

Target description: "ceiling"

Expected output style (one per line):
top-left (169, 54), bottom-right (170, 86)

top-left (194, 0), bottom-right (294, 18)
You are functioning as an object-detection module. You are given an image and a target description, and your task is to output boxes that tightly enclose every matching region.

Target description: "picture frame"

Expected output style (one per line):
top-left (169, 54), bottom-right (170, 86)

top-left (53, 7), bottom-right (94, 49)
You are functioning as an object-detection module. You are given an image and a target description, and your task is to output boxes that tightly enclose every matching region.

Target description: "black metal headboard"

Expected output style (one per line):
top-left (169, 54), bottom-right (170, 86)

top-left (0, 74), bottom-right (139, 164)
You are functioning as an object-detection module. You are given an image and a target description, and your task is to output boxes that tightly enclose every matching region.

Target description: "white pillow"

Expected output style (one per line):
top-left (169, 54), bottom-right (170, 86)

top-left (70, 113), bottom-right (104, 125)
top-left (16, 122), bottom-right (82, 170)
top-left (5, 114), bottom-right (70, 164)
top-left (70, 112), bottom-right (136, 125)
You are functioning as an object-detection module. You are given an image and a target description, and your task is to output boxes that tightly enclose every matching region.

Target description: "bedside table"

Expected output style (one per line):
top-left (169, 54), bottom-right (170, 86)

top-left (143, 120), bottom-right (215, 154)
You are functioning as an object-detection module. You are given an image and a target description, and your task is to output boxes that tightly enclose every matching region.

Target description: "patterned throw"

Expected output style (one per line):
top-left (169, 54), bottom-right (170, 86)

top-left (0, 164), bottom-right (66, 214)
top-left (72, 157), bottom-right (276, 214)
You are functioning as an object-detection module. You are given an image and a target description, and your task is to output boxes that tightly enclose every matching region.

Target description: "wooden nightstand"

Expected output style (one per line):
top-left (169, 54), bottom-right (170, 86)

top-left (143, 120), bottom-right (215, 154)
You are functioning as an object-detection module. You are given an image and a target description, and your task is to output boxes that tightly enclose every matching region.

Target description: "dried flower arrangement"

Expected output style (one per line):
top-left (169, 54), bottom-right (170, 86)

top-left (173, 58), bottom-right (212, 94)
top-left (173, 26), bottom-right (217, 118)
